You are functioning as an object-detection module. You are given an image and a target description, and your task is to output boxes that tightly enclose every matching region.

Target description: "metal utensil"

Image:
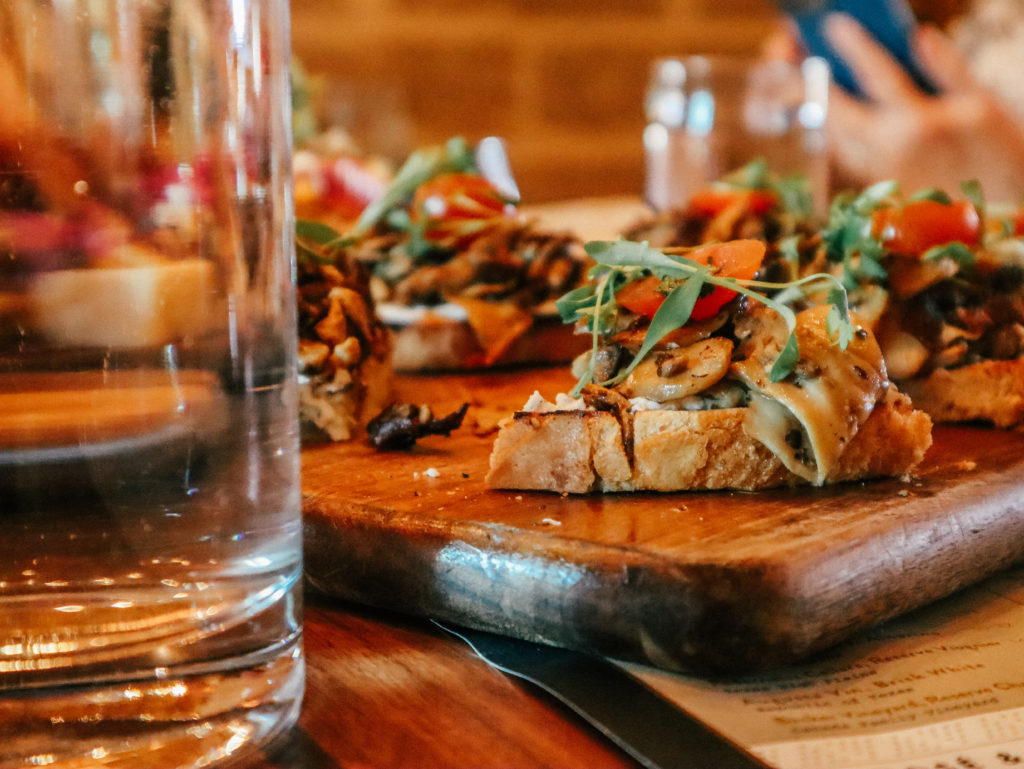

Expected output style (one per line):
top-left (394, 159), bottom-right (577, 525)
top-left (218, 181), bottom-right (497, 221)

top-left (437, 623), bottom-right (771, 769)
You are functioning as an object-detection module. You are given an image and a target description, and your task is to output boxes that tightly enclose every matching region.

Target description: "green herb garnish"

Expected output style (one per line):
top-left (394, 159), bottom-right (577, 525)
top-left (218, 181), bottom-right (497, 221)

top-left (718, 158), bottom-right (817, 220)
top-left (560, 240), bottom-right (855, 397)
top-left (821, 179), bottom-right (988, 286)
top-left (294, 136), bottom-right (486, 263)
top-left (821, 181), bottom-right (895, 287)
top-left (295, 219), bottom-right (343, 265)
top-left (350, 136), bottom-right (476, 240)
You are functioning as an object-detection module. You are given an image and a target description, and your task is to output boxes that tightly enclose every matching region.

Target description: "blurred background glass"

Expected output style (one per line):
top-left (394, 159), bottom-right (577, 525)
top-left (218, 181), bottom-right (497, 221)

top-left (0, 1), bottom-right (303, 766)
top-left (643, 54), bottom-right (830, 210)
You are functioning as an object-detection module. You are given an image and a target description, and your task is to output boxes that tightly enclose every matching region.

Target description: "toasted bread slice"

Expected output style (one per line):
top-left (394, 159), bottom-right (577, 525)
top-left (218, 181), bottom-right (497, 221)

top-left (485, 389), bottom-right (932, 494)
top-left (899, 358), bottom-right (1024, 428)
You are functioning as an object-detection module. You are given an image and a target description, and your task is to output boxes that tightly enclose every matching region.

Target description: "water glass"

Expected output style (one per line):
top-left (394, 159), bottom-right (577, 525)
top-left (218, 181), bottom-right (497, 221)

top-left (0, 1), bottom-right (303, 766)
top-left (643, 54), bottom-right (831, 211)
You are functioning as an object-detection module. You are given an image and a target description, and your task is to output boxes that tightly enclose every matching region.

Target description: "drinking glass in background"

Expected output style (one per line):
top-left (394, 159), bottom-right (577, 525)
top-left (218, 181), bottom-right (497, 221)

top-left (643, 54), bottom-right (831, 211)
top-left (0, 2), bottom-right (302, 767)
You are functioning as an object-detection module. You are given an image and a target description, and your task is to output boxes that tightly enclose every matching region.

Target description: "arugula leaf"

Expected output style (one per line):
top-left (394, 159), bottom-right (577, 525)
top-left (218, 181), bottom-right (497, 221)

top-left (296, 219), bottom-right (343, 246)
top-left (349, 136), bottom-right (476, 238)
top-left (563, 239), bottom-right (855, 390)
top-left (853, 180), bottom-right (899, 214)
top-left (778, 234), bottom-right (801, 266)
top-left (826, 303), bottom-right (854, 348)
top-left (909, 188), bottom-right (952, 204)
top-left (721, 158), bottom-right (770, 189)
top-left (296, 219), bottom-right (344, 265)
top-left (922, 241), bottom-right (975, 267)
top-left (600, 270), bottom-right (707, 388)
top-left (296, 241), bottom-right (333, 266)
top-left (775, 175), bottom-right (815, 220)
top-left (715, 159), bottom-right (815, 219)
top-left (555, 284), bottom-right (598, 324)
top-left (585, 239), bottom-right (699, 276)
top-left (770, 334), bottom-right (801, 382)
top-left (960, 179), bottom-right (985, 215)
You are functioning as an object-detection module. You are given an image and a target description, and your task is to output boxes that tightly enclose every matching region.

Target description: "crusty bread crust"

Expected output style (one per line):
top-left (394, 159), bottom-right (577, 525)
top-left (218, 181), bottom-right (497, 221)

top-left (485, 391), bottom-right (932, 494)
top-left (899, 358), bottom-right (1024, 428)
top-left (300, 355), bottom-right (393, 443)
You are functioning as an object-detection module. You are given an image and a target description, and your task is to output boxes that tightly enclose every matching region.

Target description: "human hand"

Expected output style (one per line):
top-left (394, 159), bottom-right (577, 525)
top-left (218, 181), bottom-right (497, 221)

top-left (824, 13), bottom-right (1024, 203)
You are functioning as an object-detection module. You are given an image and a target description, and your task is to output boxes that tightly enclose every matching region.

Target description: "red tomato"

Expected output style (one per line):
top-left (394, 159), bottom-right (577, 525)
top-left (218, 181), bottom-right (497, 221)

top-left (411, 172), bottom-right (512, 243)
top-left (688, 188), bottom-right (778, 218)
top-left (687, 239), bottom-right (765, 319)
top-left (871, 199), bottom-right (980, 257)
top-left (412, 173), bottom-right (508, 222)
top-left (615, 239), bottom-right (766, 322)
top-left (615, 275), bottom-right (665, 318)
top-left (1013, 208), bottom-right (1024, 237)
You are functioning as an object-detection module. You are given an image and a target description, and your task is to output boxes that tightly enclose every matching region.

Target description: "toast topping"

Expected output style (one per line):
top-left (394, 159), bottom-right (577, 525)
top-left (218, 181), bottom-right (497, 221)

top-left (545, 237), bottom-right (912, 485)
top-left (732, 305), bottom-right (887, 484)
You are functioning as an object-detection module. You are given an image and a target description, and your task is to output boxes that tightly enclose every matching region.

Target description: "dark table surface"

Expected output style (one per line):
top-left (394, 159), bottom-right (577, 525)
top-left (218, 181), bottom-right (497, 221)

top-left (255, 596), bottom-right (640, 769)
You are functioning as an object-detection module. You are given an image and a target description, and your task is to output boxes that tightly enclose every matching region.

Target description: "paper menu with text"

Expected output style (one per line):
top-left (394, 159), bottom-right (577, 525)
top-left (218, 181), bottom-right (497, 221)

top-left (624, 565), bottom-right (1024, 769)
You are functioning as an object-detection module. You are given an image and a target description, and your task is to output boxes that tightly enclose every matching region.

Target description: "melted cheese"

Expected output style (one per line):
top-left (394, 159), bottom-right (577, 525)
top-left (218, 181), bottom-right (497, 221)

top-left (731, 305), bottom-right (887, 485)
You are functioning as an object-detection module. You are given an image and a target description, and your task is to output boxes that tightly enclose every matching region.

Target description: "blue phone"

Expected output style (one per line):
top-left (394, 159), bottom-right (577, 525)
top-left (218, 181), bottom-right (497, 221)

top-left (776, 0), bottom-right (939, 97)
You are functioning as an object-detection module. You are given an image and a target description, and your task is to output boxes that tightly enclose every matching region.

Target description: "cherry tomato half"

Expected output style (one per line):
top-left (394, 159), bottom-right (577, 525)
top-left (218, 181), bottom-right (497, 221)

top-left (615, 275), bottom-right (665, 318)
top-left (615, 239), bottom-right (766, 322)
top-left (687, 188), bottom-right (779, 218)
top-left (412, 173), bottom-right (508, 222)
top-left (411, 172), bottom-right (512, 242)
top-left (871, 199), bottom-right (980, 257)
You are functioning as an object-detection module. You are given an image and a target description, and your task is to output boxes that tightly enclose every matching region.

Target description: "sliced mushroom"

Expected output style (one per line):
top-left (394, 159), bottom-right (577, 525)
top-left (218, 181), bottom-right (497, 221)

top-left (618, 336), bottom-right (734, 404)
top-left (610, 310), bottom-right (728, 351)
top-left (887, 256), bottom-right (959, 299)
top-left (848, 284), bottom-right (889, 331)
top-left (932, 341), bottom-right (969, 369)
top-left (878, 327), bottom-right (929, 380)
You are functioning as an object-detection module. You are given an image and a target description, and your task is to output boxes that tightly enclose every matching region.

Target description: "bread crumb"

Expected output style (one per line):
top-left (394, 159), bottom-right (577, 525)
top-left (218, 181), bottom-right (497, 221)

top-left (897, 489), bottom-right (910, 497)
top-left (956, 460), bottom-right (977, 472)
top-left (538, 518), bottom-right (562, 527)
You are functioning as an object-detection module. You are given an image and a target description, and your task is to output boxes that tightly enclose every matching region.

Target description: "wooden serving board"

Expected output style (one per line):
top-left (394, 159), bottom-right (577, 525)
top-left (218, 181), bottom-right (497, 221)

top-left (301, 367), bottom-right (1024, 673)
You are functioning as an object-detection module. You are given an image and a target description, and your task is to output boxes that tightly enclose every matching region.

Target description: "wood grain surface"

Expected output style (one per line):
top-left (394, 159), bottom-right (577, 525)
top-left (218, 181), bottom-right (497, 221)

top-left (255, 599), bottom-right (638, 769)
top-left (302, 367), bottom-right (1024, 673)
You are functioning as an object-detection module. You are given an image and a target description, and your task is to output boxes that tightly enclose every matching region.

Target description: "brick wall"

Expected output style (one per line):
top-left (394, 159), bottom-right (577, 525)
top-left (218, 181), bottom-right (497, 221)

top-left (290, 0), bottom-right (779, 202)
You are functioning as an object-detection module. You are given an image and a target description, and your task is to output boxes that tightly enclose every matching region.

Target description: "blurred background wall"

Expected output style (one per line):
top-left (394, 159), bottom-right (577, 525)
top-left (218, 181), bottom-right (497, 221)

top-left (290, 0), bottom-right (964, 203)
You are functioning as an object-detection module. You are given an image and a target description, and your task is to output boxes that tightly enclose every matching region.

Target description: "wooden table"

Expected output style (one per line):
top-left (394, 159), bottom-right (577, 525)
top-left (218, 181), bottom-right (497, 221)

top-left (255, 595), bottom-right (639, 769)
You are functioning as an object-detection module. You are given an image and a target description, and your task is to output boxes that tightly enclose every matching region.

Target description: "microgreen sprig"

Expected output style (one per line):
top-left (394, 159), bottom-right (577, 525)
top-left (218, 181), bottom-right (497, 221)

top-left (822, 179), bottom-right (987, 284)
top-left (719, 158), bottom-right (817, 220)
top-left (558, 240), bottom-right (855, 397)
top-left (350, 136), bottom-right (476, 240)
top-left (295, 219), bottom-right (344, 265)
top-left (294, 137), bottom-right (482, 263)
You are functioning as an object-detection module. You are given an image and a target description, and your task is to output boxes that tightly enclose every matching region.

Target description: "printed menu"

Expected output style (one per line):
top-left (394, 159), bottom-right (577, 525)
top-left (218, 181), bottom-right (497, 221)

top-left (624, 565), bottom-right (1024, 769)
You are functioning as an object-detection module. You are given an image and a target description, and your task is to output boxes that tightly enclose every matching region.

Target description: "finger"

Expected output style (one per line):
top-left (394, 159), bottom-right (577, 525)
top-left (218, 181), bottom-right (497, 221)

top-left (825, 86), bottom-right (876, 174)
top-left (914, 24), bottom-right (976, 93)
top-left (824, 13), bottom-right (920, 104)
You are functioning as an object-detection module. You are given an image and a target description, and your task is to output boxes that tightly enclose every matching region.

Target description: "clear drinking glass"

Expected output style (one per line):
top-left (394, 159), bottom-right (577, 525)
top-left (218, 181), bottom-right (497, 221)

top-left (0, 2), bottom-right (303, 767)
top-left (643, 54), bottom-right (831, 211)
